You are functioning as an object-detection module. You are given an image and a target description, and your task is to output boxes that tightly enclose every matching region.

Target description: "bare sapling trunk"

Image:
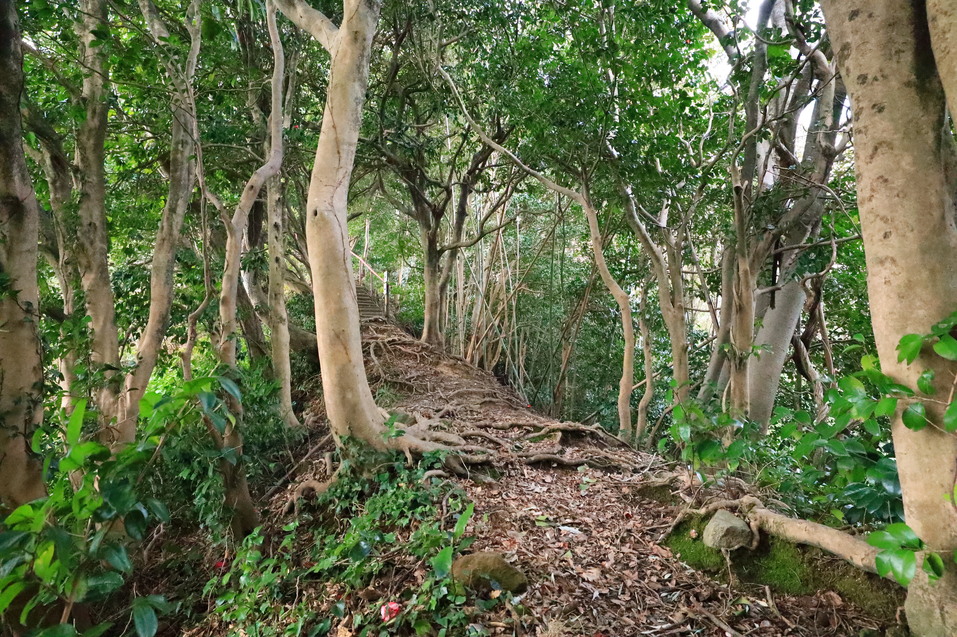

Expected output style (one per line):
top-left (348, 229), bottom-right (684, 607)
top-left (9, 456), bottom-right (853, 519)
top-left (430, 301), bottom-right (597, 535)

top-left (266, 174), bottom-right (301, 429)
top-left (821, 1), bottom-right (957, 633)
top-left (728, 169), bottom-right (754, 420)
top-left (74, 0), bottom-right (123, 441)
top-left (635, 282), bottom-right (655, 444)
top-left (0, 0), bottom-right (47, 511)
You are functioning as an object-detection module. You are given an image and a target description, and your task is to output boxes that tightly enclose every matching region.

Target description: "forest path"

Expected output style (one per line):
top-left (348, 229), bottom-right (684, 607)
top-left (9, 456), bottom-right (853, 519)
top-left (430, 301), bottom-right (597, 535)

top-left (282, 321), bottom-right (895, 637)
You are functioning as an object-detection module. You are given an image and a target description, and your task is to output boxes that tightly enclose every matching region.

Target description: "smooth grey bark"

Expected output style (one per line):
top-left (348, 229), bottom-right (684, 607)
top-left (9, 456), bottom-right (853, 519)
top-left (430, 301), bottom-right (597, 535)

top-left (0, 0), bottom-right (46, 512)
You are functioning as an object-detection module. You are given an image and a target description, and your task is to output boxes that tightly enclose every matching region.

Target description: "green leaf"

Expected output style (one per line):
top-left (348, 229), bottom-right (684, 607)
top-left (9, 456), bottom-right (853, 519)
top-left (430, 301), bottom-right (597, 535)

top-left (431, 546), bottom-right (454, 579)
top-left (453, 503), bottom-right (474, 541)
top-left (901, 402), bottom-right (928, 430)
top-left (132, 598), bottom-right (159, 637)
top-left (897, 334), bottom-right (924, 364)
top-left (838, 376), bottom-right (867, 397)
top-left (36, 625), bottom-right (78, 637)
top-left (933, 334), bottom-right (957, 361)
top-left (85, 572), bottom-right (124, 600)
top-left (4, 503), bottom-right (37, 528)
top-left (867, 523), bottom-right (922, 551)
top-left (124, 508), bottom-right (149, 541)
top-left (922, 552), bottom-right (945, 581)
top-left (875, 548), bottom-right (917, 586)
top-left (101, 481), bottom-right (136, 515)
top-left (66, 399), bottom-right (88, 446)
top-left (0, 581), bottom-right (27, 614)
top-left (348, 540), bottom-right (372, 562)
top-left (917, 370), bottom-right (935, 394)
top-left (216, 376), bottom-right (242, 402)
top-left (102, 544), bottom-right (132, 573)
top-left (943, 401), bottom-right (957, 433)
top-left (874, 397), bottom-right (898, 418)
top-left (81, 623), bottom-right (113, 637)
top-left (145, 498), bottom-right (170, 523)
top-left (0, 531), bottom-right (29, 553)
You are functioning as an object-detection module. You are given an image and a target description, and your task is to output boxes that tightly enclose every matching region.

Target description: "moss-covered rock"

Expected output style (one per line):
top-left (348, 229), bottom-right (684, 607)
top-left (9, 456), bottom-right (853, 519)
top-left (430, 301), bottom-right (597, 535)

top-left (664, 517), bottom-right (904, 622)
top-left (452, 552), bottom-right (528, 594)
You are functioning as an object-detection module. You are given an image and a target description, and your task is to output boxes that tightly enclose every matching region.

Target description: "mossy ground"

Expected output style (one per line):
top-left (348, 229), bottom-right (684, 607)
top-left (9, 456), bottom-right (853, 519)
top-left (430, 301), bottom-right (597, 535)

top-left (664, 516), bottom-right (904, 621)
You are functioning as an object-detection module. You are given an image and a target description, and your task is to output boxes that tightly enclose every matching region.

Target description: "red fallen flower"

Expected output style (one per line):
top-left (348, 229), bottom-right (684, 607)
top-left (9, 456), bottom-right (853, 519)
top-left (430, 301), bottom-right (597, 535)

top-left (214, 560), bottom-right (227, 570)
top-left (380, 601), bottom-right (401, 622)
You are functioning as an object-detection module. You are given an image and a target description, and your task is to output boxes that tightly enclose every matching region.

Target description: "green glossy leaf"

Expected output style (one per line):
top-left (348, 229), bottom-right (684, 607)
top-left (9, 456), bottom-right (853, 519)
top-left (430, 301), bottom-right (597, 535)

top-left (901, 402), bottom-right (928, 430)
top-left (875, 548), bottom-right (917, 586)
top-left (453, 503), bottom-right (474, 541)
top-left (933, 334), bottom-right (957, 361)
top-left (943, 400), bottom-right (957, 433)
top-left (874, 397), bottom-right (898, 418)
top-left (917, 370), bottom-right (935, 394)
top-left (145, 498), bottom-right (170, 523)
top-left (216, 376), bottom-right (242, 402)
top-left (897, 334), bottom-right (924, 364)
top-left (102, 544), bottom-right (132, 573)
top-left (0, 531), bottom-right (28, 553)
top-left (0, 581), bottom-right (26, 614)
top-left (132, 598), bottom-right (159, 637)
top-left (922, 552), bottom-right (945, 581)
top-left (85, 572), bottom-right (124, 600)
top-left (66, 399), bottom-right (87, 447)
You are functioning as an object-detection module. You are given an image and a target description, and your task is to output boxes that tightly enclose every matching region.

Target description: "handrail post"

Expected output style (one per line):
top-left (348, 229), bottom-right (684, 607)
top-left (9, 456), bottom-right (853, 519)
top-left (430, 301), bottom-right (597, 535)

top-left (384, 270), bottom-right (390, 316)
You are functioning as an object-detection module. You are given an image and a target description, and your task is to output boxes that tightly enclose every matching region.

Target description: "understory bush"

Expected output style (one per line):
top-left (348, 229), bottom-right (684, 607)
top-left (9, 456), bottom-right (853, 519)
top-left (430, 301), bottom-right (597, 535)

top-left (203, 450), bottom-right (493, 637)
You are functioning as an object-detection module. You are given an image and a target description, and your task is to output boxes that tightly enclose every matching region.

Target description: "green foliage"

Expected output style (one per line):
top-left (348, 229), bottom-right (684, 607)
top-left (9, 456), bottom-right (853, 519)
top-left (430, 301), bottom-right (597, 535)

top-left (203, 454), bottom-right (483, 636)
top-left (0, 401), bottom-right (173, 636)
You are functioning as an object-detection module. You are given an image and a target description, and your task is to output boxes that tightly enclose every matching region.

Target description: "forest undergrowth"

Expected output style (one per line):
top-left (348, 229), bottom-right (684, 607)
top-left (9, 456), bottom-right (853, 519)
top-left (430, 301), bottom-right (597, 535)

top-left (112, 320), bottom-right (906, 637)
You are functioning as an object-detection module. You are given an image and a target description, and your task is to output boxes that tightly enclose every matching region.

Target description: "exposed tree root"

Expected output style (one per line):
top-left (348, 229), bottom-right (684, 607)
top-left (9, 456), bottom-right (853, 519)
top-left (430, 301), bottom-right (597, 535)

top-left (663, 494), bottom-right (892, 582)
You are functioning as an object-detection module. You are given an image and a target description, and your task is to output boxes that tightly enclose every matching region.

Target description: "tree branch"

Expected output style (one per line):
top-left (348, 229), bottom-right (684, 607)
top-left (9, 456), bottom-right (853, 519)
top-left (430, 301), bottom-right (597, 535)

top-left (273, 0), bottom-right (338, 53)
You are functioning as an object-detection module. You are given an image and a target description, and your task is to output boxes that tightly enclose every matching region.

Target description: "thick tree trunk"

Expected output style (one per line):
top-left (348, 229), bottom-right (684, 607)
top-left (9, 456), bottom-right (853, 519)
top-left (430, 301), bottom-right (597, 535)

top-left (277, 0), bottom-right (410, 450)
top-left (748, 279), bottom-right (806, 428)
top-left (0, 0), bottom-right (46, 511)
top-left (822, 2), bottom-right (957, 633)
top-left (421, 233), bottom-right (444, 347)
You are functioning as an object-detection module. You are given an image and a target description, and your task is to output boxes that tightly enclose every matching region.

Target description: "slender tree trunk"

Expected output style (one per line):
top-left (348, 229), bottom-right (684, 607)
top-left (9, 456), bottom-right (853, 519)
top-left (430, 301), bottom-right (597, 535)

top-left (267, 173), bottom-right (301, 428)
top-left (635, 283), bottom-right (655, 443)
top-left (73, 0), bottom-right (123, 437)
top-left (582, 199), bottom-right (635, 438)
top-left (728, 172), bottom-right (754, 419)
top-left (822, 2), bottom-right (957, 633)
top-left (0, 0), bottom-right (46, 511)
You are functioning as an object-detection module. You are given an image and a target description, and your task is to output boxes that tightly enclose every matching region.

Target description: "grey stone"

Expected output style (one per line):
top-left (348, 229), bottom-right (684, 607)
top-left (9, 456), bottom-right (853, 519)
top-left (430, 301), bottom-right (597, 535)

top-left (452, 552), bottom-right (528, 594)
top-left (702, 510), bottom-right (752, 550)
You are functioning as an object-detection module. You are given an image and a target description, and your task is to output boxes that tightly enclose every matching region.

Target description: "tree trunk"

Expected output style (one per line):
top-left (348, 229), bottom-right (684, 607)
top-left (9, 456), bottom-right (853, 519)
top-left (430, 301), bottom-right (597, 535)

top-left (277, 0), bottom-right (415, 450)
top-left (748, 279), bottom-right (806, 429)
top-left (822, 2), bottom-right (957, 633)
top-left (73, 0), bottom-right (123, 438)
top-left (421, 231), bottom-right (444, 347)
top-left (267, 173), bottom-right (301, 428)
top-left (0, 0), bottom-right (46, 511)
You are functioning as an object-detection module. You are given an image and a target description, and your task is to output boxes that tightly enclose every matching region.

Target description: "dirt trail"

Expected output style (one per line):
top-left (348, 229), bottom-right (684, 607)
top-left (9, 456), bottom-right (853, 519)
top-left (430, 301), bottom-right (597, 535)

top-left (280, 321), bottom-right (897, 636)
